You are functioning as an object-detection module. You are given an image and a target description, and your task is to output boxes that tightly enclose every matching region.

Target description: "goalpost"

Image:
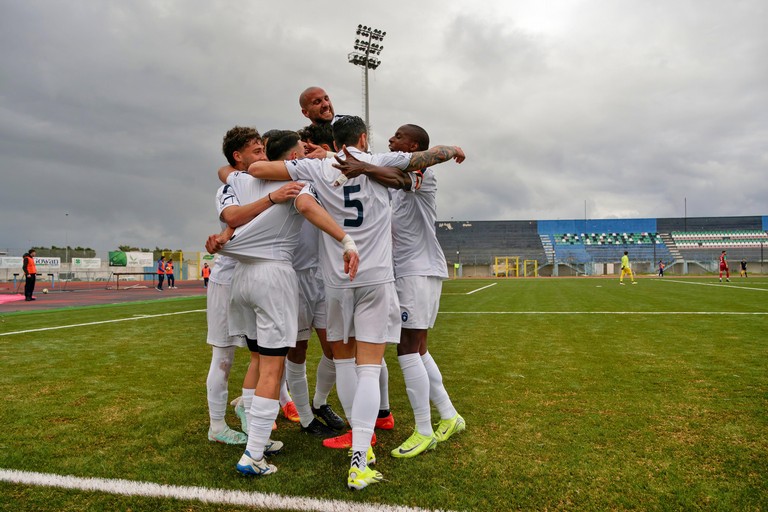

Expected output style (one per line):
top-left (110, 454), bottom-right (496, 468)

top-left (523, 259), bottom-right (539, 277)
top-left (493, 256), bottom-right (519, 277)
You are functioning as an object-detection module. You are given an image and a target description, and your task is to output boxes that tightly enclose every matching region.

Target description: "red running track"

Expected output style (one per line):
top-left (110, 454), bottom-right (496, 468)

top-left (0, 280), bottom-right (206, 312)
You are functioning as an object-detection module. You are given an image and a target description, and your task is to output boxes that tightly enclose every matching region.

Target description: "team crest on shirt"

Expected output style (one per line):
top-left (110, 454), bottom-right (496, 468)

top-left (401, 311), bottom-right (408, 322)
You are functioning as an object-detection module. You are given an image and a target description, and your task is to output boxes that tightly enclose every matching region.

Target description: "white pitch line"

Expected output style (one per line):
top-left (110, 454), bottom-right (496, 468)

top-left (655, 279), bottom-right (768, 292)
top-left (466, 283), bottom-right (497, 295)
top-left (0, 469), bottom-right (453, 512)
top-left (439, 311), bottom-right (768, 315)
top-left (0, 309), bottom-right (205, 337)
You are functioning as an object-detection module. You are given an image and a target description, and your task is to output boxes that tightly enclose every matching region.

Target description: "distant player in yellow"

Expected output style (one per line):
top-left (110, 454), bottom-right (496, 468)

top-left (620, 251), bottom-right (636, 285)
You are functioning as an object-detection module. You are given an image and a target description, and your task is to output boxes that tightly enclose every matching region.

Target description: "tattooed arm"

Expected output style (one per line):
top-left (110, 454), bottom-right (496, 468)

top-left (404, 145), bottom-right (465, 171)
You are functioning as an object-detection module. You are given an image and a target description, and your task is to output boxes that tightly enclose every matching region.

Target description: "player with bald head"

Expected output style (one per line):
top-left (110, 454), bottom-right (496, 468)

top-left (298, 88), bottom-right (397, 433)
top-left (299, 87), bottom-right (335, 125)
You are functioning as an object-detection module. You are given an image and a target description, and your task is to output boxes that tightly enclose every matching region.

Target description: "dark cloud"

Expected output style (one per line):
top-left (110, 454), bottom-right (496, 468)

top-left (1, 0), bottom-right (765, 255)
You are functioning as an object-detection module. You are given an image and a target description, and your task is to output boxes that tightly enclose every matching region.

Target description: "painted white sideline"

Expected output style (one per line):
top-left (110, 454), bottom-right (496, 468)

top-left (656, 279), bottom-right (768, 292)
top-left (0, 469), bottom-right (454, 512)
top-left (466, 283), bottom-right (497, 295)
top-left (439, 311), bottom-right (767, 315)
top-left (0, 309), bottom-right (205, 337)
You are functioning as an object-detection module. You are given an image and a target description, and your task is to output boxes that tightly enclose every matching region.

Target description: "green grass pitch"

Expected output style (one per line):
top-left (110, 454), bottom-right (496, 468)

top-left (1, 277), bottom-right (767, 511)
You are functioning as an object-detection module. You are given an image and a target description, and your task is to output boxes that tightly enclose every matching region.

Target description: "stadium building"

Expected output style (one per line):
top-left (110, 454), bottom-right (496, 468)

top-left (437, 214), bottom-right (768, 277)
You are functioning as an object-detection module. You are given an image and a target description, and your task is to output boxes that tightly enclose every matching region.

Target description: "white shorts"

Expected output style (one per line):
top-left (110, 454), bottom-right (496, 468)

top-left (206, 281), bottom-right (246, 348)
top-left (228, 261), bottom-right (298, 351)
top-left (326, 282), bottom-right (401, 345)
top-left (396, 275), bottom-right (443, 330)
top-left (297, 267), bottom-right (327, 341)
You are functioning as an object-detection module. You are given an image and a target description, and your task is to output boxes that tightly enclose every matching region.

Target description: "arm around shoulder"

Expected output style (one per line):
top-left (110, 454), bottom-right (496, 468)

top-left (247, 161), bottom-right (292, 180)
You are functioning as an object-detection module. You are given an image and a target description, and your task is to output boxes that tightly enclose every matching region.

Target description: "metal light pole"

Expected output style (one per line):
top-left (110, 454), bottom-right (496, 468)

top-left (348, 24), bottom-right (386, 142)
top-left (65, 213), bottom-right (69, 266)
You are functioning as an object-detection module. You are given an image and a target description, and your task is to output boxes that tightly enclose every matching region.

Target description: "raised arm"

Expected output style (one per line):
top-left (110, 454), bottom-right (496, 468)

top-left (405, 145), bottom-right (465, 171)
top-left (332, 146), bottom-right (411, 190)
top-left (295, 194), bottom-right (359, 280)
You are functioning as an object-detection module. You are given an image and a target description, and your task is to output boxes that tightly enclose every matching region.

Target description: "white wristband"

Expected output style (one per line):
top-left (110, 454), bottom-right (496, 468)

top-left (333, 173), bottom-right (348, 187)
top-left (341, 234), bottom-right (357, 254)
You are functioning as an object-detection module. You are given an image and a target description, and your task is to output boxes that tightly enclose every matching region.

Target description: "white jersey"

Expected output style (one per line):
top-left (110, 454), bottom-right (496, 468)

top-left (285, 147), bottom-right (411, 288)
top-left (210, 184), bottom-right (239, 285)
top-left (208, 254), bottom-right (237, 285)
top-left (217, 171), bottom-right (303, 263)
top-left (293, 216), bottom-right (320, 272)
top-left (392, 169), bottom-right (448, 279)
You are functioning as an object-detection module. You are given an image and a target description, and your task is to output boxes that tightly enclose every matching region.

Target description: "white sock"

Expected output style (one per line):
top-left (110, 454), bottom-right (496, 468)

top-left (379, 357), bottom-right (390, 412)
top-left (334, 358), bottom-right (358, 422)
top-left (313, 355), bottom-right (336, 408)
top-left (285, 360), bottom-right (313, 427)
top-left (207, 346), bottom-right (235, 433)
top-left (246, 396), bottom-right (280, 460)
top-left (398, 353), bottom-right (433, 436)
top-left (421, 351), bottom-right (457, 420)
top-left (241, 388), bottom-right (255, 434)
top-left (351, 364), bottom-right (381, 456)
top-left (279, 371), bottom-right (291, 406)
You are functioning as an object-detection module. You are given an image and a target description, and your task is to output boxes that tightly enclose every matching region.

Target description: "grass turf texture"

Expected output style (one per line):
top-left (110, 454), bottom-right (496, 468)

top-left (1, 278), bottom-right (766, 510)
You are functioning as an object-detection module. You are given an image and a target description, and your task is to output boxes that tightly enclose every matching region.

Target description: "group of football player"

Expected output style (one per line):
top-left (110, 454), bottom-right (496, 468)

top-left (203, 86), bottom-right (466, 490)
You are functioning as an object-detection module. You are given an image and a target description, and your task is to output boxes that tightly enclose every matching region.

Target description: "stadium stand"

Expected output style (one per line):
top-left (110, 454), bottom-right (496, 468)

top-left (434, 215), bottom-right (766, 276)
top-left (659, 216), bottom-right (767, 262)
top-left (436, 220), bottom-right (547, 266)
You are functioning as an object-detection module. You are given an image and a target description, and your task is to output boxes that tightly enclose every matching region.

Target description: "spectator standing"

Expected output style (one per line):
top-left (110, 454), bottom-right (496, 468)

top-left (156, 255), bottom-right (166, 291)
top-left (23, 249), bottom-right (37, 301)
top-left (166, 258), bottom-right (176, 289)
top-left (202, 262), bottom-right (211, 287)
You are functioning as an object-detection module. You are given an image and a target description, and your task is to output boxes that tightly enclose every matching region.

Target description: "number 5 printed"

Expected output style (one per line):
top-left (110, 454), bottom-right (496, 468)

top-left (343, 184), bottom-right (363, 227)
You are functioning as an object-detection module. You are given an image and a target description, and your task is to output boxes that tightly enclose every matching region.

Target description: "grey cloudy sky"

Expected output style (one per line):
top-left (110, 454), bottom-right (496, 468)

top-left (1, 0), bottom-right (766, 254)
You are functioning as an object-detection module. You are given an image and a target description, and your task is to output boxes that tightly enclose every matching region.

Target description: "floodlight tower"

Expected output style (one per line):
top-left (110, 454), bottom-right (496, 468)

top-left (348, 24), bottom-right (386, 142)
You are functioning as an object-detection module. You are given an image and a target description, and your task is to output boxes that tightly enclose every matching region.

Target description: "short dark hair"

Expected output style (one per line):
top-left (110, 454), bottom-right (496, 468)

top-left (300, 123), bottom-right (334, 149)
top-left (332, 116), bottom-right (367, 150)
top-left (266, 130), bottom-right (302, 161)
top-left (262, 129), bottom-right (282, 143)
top-left (28, 249), bottom-right (36, 255)
top-left (222, 126), bottom-right (262, 167)
top-left (403, 124), bottom-right (430, 151)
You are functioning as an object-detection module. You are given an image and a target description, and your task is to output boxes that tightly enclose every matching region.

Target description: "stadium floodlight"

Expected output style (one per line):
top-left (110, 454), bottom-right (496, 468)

top-left (65, 212), bottom-right (69, 265)
top-left (348, 24), bottom-right (386, 143)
